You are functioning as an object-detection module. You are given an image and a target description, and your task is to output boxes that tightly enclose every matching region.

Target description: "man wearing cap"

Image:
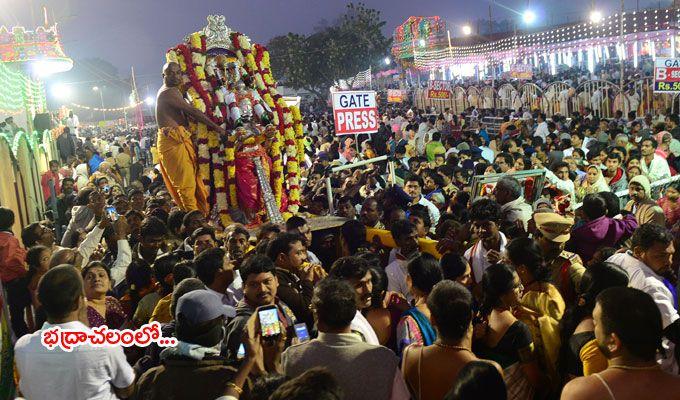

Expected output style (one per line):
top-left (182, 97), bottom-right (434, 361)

top-left (135, 290), bottom-right (241, 399)
top-left (533, 212), bottom-right (585, 305)
top-left (624, 175), bottom-right (665, 226)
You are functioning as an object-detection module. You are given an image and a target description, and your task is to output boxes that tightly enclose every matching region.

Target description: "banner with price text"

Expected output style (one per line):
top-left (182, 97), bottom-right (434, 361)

top-left (387, 89), bottom-right (405, 103)
top-left (427, 80), bottom-right (452, 100)
top-left (654, 58), bottom-right (680, 92)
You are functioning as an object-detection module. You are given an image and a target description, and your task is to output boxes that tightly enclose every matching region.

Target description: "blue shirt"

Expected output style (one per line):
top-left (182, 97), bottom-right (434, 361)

top-left (88, 154), bottom-right (104, 173)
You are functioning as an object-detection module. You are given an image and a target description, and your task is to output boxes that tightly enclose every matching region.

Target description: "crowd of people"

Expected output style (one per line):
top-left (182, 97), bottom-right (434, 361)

top-left (4, 70), bottom-right (680, 400)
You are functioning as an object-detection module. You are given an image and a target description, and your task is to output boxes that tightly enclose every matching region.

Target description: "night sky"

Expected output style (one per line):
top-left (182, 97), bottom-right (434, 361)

top-left (2, 0), bottom-right (671, 99)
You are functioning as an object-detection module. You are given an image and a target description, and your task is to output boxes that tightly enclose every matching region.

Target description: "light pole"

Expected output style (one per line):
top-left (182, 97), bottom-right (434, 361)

top-left (92, 86), bottom-right (106, 121)
top-left (620, 0), bottom-right (625, 91)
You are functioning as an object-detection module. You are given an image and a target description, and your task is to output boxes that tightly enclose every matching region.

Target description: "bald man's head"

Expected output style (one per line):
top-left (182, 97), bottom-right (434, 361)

top-left (162, 62), bottom-right (182, 87)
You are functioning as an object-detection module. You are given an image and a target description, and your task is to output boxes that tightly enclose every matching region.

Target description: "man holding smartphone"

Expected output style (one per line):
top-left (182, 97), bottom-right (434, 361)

top-left (224, 254), bottom-right (297, 361)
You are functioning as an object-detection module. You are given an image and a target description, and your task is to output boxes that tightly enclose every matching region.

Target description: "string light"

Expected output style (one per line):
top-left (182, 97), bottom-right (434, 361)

top-left (0, 62), bottom-right (47, 114)
top-left (411, 7), bottom-right (674, 70)
top-left (69, 101), bottom-right (143, 112)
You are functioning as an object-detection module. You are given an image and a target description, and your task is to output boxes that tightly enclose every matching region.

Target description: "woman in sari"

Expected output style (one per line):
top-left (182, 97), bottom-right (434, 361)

top-left (575, 165), bottom-right (610, 202)
top-left (559, 262), bottom-right (628, 382)
top-left (396, 253), bottom-right (443, 356)
top-left (401, 281), bottom-right (482, 400)
top-left (475, 263), bottom-right (547, 400)
top-left (506, 237), bottom-right (565, 392)
top-left (82, 261), bottom-right (128, 329)
top-left (657, 182), bottom-right (680, 227)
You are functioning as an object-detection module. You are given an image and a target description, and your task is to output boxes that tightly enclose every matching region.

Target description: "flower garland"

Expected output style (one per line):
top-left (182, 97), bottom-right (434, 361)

top-left (291, 104), bottom-right (305, 203)
top-left (231, 33), bottom-right (305, 215)
top-left (232, 33), bottom-right (290, 212)
top-left (167, 32), bottom-right (234, 227)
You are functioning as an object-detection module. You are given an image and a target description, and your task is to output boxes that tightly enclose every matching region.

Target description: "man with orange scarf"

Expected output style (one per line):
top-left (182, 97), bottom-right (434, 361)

top-left (155, 62), bottom-right (227, 215)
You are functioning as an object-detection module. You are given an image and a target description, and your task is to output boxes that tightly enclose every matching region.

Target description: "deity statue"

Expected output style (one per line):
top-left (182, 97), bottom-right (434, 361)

top-left (166, 15), bottom-right (303, 227)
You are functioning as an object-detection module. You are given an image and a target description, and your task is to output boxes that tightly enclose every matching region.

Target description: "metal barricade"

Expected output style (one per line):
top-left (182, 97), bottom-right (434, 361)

top-left (575, 80), bottom-right (621, 119)
top-left (542, 82), bottom-right (571, 116)
top-left (480, 116), bottom-right (505, 136)
top-left (519, 83), bottom-right (543, 112)
top-left (324, 155), bottom-right (394, 214)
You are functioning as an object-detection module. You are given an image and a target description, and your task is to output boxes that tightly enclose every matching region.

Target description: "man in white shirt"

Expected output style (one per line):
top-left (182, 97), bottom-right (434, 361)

top-left (464, 199), bottom-right (507, 283)
top-left (15, 265), bottom-right (135, 400)
top-left (66, 112), bottom-right (79, 135)
top-left (640, 137), bottom-right (671, 182)
top-left (385, 220), bottom-right (421, 303)
top-left (494, 176), bottom-right (533, 231)
top-left (404, 174), bottom-right (440, 228)
top-left (534, 112), bottom-right (550, 141)
top-left (606, 224), bottom-right (679, 374)
top-left (416, 115), bottom-right (436, 156)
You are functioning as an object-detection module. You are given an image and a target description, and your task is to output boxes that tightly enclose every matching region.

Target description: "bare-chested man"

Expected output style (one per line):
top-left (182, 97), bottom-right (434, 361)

top-left (561, 287), bottom-right (680, 400)
top-left (155, 62), bottom-right (226, 215)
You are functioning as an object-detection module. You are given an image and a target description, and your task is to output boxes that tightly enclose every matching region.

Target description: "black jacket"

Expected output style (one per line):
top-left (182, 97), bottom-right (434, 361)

top-left (274, 267), bottom-right (314, 328)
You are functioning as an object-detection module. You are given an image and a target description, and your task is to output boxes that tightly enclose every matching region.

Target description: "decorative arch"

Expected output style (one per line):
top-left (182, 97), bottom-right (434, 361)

top-left (497, 83), bottom-right (515, 110)
top-left (13, 132), bottom-right (44, 223)
top-left (519, 83), bottom-right (543, 112)
top-left (452, 86), bottom-right (468, 114)
top-left (466, 86), bottom-right (482, 110)
top-left (542, 82), bottom-right (571, 116)
top-left (481, 86), bottom-right (497, 110)
top-left (575, 80), bottom-right (622, 119)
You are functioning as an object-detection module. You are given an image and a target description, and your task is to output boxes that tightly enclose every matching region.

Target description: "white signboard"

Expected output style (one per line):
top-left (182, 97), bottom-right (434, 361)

top-left (332, 91), bottom-right (379, 136)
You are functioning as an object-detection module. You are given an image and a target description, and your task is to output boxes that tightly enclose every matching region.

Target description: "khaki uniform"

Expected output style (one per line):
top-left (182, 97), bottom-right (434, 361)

top-left (547, 250), bottom-right (585, 305)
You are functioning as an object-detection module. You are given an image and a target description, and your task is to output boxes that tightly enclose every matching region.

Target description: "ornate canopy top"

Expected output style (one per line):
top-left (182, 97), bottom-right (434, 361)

top-left (186, 15), bottom-right (251, 55)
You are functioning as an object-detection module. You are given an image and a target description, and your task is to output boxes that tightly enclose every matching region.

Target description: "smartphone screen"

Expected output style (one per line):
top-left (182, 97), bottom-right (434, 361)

top-left (105, 206), bottom-right (118, 222)
top-left (236, 343), bottom-right (245, 360)
top-left (258, 307), bottom-right (281, 337)
top-left (294, 323), bottom-right (310, 342)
